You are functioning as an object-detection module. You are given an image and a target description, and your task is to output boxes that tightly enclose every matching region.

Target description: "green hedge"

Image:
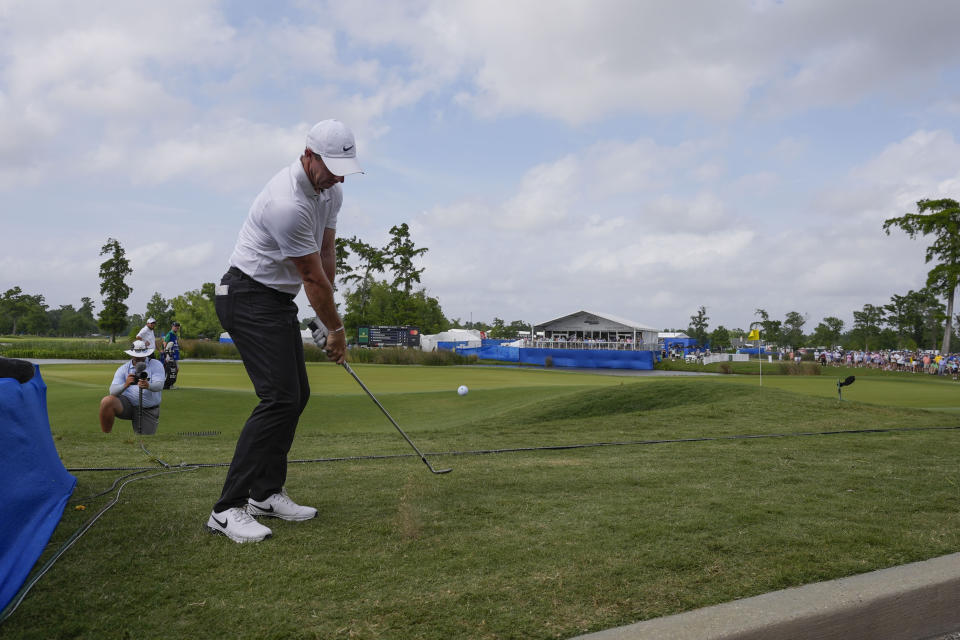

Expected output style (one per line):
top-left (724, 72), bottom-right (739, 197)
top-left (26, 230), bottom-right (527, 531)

top-left (0, 338), bottom-right (477, 366)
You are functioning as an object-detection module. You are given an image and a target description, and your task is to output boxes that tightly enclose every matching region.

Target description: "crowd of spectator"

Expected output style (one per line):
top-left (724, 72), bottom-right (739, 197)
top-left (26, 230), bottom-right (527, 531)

top-left (806, 348), bottom-right (960, 377)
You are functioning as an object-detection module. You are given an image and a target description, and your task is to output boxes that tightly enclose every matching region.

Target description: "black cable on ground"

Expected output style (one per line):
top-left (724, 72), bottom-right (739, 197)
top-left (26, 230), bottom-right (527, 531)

top-left (12, 423), bottom-right (958, 626)
top-left (0, 465), bottom-right (198, 625)
top-left (65, 424), bottom-right (960, 473)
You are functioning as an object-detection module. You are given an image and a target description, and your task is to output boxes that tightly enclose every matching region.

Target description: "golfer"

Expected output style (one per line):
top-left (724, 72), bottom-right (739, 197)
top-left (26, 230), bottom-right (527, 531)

top-left (136, 317), bottom-right (160, 358)
top-left (207, 119), bottom-right (361, 544)
top-left (98, 340), bottom-right (165, 434)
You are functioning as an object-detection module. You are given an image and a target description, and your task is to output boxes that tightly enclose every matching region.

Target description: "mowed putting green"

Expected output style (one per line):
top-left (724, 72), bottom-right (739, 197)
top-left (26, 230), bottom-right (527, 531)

top-left (6, 363), bottom-right (960, 639)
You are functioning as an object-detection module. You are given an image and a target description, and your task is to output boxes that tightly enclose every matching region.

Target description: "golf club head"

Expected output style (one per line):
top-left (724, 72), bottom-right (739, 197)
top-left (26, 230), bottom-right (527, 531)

top-left (421, 457), bottom-right (452, 474)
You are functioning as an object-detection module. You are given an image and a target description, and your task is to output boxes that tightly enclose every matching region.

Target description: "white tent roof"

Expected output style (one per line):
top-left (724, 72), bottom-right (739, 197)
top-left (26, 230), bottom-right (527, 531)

top-left (419, 328), bottom-right (483, 351)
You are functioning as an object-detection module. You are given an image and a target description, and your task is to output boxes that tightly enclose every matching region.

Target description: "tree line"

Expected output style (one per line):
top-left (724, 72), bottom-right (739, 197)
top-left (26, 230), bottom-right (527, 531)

top-left (686, 198), bottom-right (960, 353)
top-left (1, 225), bottom-right (455, 343)
top-left (4, 198), bottom-right (956, 348)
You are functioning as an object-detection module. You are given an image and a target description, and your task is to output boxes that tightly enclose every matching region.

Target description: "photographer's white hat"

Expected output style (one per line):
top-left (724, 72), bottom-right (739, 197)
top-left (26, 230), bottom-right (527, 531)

top-left (125, 340), bottom-right (152, 357)
top-left (306, 120), bottom-right (364, 177)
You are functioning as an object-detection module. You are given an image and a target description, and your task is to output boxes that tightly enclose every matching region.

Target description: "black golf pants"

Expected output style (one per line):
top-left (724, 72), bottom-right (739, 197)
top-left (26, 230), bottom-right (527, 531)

top-left (213, 268), bottom-right (310, 512)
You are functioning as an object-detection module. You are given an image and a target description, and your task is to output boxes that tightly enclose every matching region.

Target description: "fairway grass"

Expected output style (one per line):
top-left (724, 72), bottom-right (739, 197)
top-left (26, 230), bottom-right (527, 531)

top-left (4, 364), bottom-right (960, 639)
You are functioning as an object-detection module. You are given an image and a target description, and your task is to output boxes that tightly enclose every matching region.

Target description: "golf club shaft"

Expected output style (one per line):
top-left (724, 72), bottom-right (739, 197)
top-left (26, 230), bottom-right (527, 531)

top-left (342, 362), bottom-right (452, 474)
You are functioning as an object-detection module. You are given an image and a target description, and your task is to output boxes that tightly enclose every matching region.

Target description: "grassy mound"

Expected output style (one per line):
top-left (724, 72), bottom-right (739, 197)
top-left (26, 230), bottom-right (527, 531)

top-left (6, 365), bottom-right (960, 639)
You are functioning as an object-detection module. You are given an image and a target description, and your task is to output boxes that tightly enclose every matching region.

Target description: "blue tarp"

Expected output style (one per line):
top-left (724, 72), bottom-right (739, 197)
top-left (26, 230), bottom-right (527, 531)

top-left (437, 341), bottom-right (471, 351)
top-left (0, 366), bottom-right (76, 612)
top-left (458, 346), bottom-right (654, 370)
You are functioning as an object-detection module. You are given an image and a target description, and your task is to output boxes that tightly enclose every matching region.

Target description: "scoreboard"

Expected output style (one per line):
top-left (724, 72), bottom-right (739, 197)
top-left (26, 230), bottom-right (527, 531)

top-left (358, 326), bottom-right (420, 348)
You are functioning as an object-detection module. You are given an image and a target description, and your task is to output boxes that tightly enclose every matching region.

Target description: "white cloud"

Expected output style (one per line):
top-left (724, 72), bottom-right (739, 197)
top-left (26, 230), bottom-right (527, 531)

top-left (330, 0), bottom-right (960, 124)
top-left (2, 1), bottom-right (960, 334)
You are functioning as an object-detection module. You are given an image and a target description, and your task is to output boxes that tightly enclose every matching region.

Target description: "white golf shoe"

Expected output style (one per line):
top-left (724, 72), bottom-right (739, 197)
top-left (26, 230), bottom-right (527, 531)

top-left (247, 489), bottom-right (317, 521)
top-left (207, 506), bottom-right (272, 543)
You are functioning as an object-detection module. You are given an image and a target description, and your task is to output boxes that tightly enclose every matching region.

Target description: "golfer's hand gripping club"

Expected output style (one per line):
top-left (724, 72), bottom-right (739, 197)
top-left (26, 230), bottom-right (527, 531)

top-left (310, 320), bottom-right (329, 349)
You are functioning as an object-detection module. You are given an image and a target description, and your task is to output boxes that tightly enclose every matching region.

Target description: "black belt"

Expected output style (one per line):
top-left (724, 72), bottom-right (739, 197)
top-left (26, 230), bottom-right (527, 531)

top-left (226, 267), bottom-right (295, 300)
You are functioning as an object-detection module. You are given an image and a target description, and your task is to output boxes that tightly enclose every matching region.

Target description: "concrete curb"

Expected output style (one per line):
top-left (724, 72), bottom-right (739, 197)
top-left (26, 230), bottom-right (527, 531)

top-left (573, 552), bottom-right (960, 640)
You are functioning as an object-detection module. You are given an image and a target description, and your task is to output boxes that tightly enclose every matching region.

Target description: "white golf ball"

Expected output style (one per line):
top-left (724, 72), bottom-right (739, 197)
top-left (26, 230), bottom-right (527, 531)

top-left (457, 385), bottom-right (468, 396)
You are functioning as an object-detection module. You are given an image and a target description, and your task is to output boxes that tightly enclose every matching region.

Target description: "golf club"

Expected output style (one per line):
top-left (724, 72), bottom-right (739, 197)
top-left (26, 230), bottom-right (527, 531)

top-left (309, 321), bottom-right (452, 474)
top-left (343, 362), bottom-right (452, 474)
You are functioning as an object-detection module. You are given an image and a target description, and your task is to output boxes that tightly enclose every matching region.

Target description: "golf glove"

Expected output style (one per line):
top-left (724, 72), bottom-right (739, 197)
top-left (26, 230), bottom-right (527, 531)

top-left (310, 321), bottom-right (329, 349)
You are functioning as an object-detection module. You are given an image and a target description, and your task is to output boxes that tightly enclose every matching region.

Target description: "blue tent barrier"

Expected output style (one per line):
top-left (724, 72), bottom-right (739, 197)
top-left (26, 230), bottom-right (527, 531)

top-left (437, 341), bottom-right (471, 351)
top-left (458, 346), bottom-right (655, 370)
top-left (737, 348), bottom-right (770, 355)
top-left (0, 365), bottom-right (76, 612)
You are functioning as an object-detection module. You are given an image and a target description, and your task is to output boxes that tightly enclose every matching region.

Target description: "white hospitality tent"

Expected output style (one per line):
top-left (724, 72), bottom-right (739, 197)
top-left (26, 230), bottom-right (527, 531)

top-left (533, 310), bottom-right (659, 346)
top-left (419, 328), bottom-right (483, 352)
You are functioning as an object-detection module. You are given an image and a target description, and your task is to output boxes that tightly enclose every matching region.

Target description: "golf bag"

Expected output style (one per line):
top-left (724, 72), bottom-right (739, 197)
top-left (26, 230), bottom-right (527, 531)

top-left (161, 353), bottom-right (179, 389)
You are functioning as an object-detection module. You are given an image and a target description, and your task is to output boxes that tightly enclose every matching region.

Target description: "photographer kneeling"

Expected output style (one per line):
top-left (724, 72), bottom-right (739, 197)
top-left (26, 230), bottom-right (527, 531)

top-left (98, 340), bottom-right (165, 435)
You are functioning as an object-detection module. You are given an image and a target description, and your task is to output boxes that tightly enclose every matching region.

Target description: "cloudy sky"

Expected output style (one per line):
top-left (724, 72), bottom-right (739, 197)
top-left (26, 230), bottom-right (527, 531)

top-left (2, 0), bottom-right (960, 333)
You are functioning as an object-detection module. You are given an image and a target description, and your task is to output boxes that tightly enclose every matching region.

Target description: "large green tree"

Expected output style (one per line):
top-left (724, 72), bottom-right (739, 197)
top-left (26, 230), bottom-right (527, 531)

top-left (809, 316), bottom-right (845, 348)
top-left (709, 325), bottom-right (731, 350)
top-left (687, 305), bottom-right (709, 347)
top-left (486, 318), bottom-right (529, 339)
top-left (341, 279), bottom-right (448, 337)
top-left (145, 292), bottom-right (174, 331)
top-left (852, 303), bottom-right (885, 351)
top-left (98, 237), bottom-right (133, 342)
top-left (782, 311), bottom-right (807, 348)
top-left (384, 223), bottom-right (428, 295)
top-left (752, 308), bottom-right (782, 346)
top-left (19, 293), bottom-right (50, 335)
top-left (884, 198), bottom-right (960, 354)
top-left (169, 284), bottom-right (222, 339)
top-left (884, 288), bottom-right (944, 349)
top-left (0, 287), bottom-right (31, 334)
top-left (340, 236), bottom-right (387, 320)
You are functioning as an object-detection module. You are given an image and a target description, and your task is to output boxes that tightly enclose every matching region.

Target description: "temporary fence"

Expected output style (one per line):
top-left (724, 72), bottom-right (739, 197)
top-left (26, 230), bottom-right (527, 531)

top-left (524, 339), bottom-right (660, 351)
top-left (457, 345), bottom-right (656, 370)
top-left (703, 353), bottom-right (751, 365)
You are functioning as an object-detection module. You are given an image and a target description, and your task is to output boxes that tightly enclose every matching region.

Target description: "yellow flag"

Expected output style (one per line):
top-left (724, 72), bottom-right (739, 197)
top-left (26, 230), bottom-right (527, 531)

top-left (747, 329), bottom-right (760, 341)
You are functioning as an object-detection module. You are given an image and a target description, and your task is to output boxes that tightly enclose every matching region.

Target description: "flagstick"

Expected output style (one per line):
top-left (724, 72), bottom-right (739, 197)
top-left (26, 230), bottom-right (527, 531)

top-left (759, 337), bottom-right (762, 386)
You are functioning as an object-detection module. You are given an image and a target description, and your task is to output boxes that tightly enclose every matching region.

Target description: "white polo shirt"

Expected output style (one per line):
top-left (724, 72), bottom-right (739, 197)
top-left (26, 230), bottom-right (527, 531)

top-left (136, 325), bottom-right (157, 352)
top-left (229, 159), bottom-right (341, 295)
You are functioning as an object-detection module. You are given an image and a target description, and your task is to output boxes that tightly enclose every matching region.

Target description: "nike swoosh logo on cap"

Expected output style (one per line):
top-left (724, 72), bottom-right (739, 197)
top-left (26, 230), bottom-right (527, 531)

top-left (342, 144), bottom-right (354, 152)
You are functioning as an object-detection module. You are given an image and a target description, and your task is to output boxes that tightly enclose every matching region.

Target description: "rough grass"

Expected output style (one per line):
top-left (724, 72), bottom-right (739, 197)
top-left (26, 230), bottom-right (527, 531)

top-left (4, 364), bottom-right (960, 639)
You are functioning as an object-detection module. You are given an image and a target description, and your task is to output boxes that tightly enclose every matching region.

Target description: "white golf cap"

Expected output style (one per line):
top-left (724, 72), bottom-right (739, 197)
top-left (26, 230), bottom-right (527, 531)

top-left (306, 119), bottom-right (364, 177)
top-left (124, 340), bottom-right (153, 357)
top-left (147, 317), bottom-right (156, 323)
